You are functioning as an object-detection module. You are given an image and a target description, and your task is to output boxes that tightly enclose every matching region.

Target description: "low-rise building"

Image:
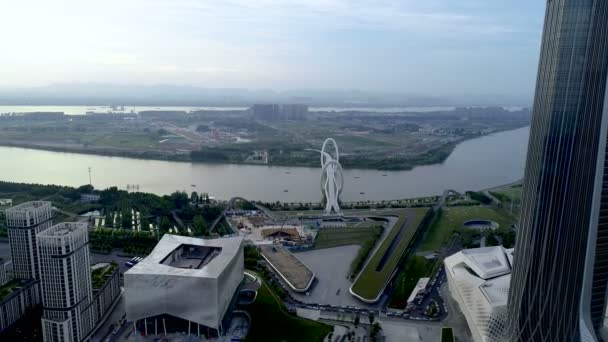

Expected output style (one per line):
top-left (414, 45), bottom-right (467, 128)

top-left (80, 194), bottom-right (101, 203)
top-left (89, 263), bottom-right (121, 328)
top-left (125, 234), bottom-right (244, 339)
top-left (0, 278), bottom-right (40, 332)
top-left (406, 277), bottom-right (430, 308)
top-left (444, 246), bottom-right (513, 342)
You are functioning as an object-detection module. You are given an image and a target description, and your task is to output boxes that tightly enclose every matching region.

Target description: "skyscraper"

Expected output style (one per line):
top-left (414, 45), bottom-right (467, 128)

top-left (507, 1), bottom-right (608, 341)
top-left (5, 201), bottom-right (53, 280)
top-left (37, 222), bottom-right (93, 342)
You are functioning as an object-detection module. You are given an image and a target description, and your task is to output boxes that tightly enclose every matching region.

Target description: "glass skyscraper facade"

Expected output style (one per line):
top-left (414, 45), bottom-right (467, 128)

top-left (507, 0), bottom-right (608, 341)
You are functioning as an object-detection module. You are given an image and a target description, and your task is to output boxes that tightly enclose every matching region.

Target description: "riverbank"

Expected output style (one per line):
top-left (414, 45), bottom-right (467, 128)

top-left (0, 138), bottom-right (461, 171)
top-left (0, 126), bottom-right (529, 201)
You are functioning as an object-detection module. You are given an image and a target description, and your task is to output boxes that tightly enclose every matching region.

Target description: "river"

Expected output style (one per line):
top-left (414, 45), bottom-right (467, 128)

top-left (0, 127), bottom-right (529, 202)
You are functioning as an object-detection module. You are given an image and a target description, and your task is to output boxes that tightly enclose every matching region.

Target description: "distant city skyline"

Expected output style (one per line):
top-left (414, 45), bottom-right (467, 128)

top-left (1, 0), bottom-right (544, 100)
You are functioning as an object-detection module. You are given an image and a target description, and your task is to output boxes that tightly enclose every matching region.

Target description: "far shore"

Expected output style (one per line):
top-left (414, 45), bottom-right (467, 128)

top-left (0, 140), bottom-right (458, 172)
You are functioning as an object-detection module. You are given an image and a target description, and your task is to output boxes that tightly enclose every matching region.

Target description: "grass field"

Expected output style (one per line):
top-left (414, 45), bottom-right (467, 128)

top-left (0, 279), bottom-right (22, 301)
top-left (419, 206), bottom-right (515, 252)
top-left (441, 327), bottom-right (455, 342)
top-left (492, 185), bottom-right (523, 201)
top-left (314, 226), bottom-right (382, 249)
top-left (350, 208), bottom-right (429, 302)
top-left (245, 281), bottom-right (331, 342)
top-left (92, 133), bottom-right (159, 149)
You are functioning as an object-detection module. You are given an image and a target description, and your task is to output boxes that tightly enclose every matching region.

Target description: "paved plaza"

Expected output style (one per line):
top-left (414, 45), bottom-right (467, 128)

top-left (290, 245), bottom-right (381, 309)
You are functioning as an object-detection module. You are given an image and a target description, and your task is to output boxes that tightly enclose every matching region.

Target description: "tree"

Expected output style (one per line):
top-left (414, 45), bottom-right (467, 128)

top-left (193, 215), bottom-right (208, 236)
top-left (77, 184), bottom-right (94, 193)
top-left (486, 232), bottom-right (499, 246)
top-left (370, 322), bottom-right (382, 342)
top-left (105, 212), bottom-right (113, 228)
top-left (368, 312), bottom-right (375, 325)
top-left (168, 191), bottom-right (189, 209)
top-left (354, 314), bottom-right (360, 328)
top-left (160, 216), bottom-right (171, 232)
top-left (191, 191), bottom-right (199, 205)
top-left (121, 209), bottom-right (132, 229)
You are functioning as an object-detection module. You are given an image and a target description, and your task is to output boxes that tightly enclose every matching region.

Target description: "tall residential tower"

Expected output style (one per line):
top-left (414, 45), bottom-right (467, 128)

top-left (38, 222), bottom-right (93, 342)
top-left (507, 1), bottom-right (608, 341)
top-left (5, 201), bottom-right (53, 280)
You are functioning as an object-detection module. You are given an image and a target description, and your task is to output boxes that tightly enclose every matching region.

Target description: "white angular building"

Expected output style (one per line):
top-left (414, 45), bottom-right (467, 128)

top-left (124, 235), bottom-right (244, 338)
top-left (444, 246), bottom-right (514, 342)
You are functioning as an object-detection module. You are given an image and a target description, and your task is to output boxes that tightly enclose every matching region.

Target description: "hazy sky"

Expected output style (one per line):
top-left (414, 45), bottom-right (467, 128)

top-left (0, 0), bottom-right (545, 97)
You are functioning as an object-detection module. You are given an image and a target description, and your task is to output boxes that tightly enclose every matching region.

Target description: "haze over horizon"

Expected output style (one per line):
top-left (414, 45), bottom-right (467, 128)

top-left (1, 0), bottom-right (545, 104)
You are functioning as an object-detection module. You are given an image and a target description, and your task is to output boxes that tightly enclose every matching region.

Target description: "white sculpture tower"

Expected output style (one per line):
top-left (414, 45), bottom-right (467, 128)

top-left (320, 138), bottom-right (344, 216)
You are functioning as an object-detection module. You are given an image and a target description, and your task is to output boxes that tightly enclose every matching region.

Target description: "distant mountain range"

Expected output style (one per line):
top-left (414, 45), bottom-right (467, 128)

top-left (0, 83), bottom-right (532, 108)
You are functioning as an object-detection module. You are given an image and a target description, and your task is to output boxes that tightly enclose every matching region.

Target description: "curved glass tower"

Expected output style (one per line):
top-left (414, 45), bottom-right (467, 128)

top-left (507, 0), bottom-right (608, 341)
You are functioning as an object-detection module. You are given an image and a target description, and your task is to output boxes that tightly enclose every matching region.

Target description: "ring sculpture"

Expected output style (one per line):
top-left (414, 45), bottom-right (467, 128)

top-left (320, 138), bottom-right (344, 216)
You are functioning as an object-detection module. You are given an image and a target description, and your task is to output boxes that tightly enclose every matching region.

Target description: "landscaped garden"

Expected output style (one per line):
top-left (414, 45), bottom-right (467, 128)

top-left (350, 208), bottom-right (429, 302)
top-left (245, 281), bottom-right (331, 342)
top-left (419, 206), bottom-right (515, 252)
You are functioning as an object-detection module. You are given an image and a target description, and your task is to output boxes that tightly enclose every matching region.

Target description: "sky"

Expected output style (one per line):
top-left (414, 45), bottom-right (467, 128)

top-left (0, 0), bottom-right (546, 98)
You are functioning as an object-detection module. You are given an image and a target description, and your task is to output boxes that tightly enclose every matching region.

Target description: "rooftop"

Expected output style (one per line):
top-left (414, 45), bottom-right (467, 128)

top-left (91, 262), bottom-right (118, 289)
top-left (407, 277), bottom-right (430, 304)
top-left (479, 274), bottom-right (511, 306)
top-left (38, 222), bottom-right (86, 237)
top-left (126, 234), bottom-right (243, 279)
top-left (5, 201), bottom-right (51, 212)
top-left (0, 279), bottom-right (35, 302)
top-left (445, 246), bottom-right (514, 307)
top-left (160, 244), bottom-right (222, 269)
top-left (460, 246), bottom-right (511, 279)
top-left (259, 245), bottom-right (314, 291)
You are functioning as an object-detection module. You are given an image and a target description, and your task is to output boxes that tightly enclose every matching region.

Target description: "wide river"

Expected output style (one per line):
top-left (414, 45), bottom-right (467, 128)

top-left (0, 126), bottom-right (529, 202)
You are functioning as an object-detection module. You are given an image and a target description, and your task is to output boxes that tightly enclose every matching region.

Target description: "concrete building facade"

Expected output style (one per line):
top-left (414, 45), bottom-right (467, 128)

top-left (124, 235), bottom-right (244, 337)
top-left (89, 263), bottom-right (121, 328)
top-left (6, 201), bottom-right (53, 280)
top-left (37, 222), bottom-right (93, 342)
top-left (507, 1), bottom-right (608, 340)
top-left (0, 259), bottom-right (13, 286)
top-left (0, 278), bottom-right (40, 332)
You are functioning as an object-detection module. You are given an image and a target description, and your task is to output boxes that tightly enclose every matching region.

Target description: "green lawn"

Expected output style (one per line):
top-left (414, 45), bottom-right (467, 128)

top-left (441, 327), bottom-right (455, 342)
top-left (388, 256), bottom-right (434, 309)
top-left (91, 262), bottom-right (118, 289)
top-left (492, 185), bottom-right (523, 202)
top-left (419, 206), bottom-right (515, 252)
top-left (314, 227), bottom-right (382, 249)
top-left (245, 282), bottom-right (331, 342)
top-left (0, 279), bottom-right (24, 301)
top-left (350, 208), bottom-right (429, 301)
top-left (92, 133), bottom-right (159, 149)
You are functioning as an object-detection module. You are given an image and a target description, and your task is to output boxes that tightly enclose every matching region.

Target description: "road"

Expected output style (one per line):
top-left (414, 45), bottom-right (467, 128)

top-left (92, 295), bottom-right (127, 342)
top-left (0, 241), bottom-right (134, 273)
